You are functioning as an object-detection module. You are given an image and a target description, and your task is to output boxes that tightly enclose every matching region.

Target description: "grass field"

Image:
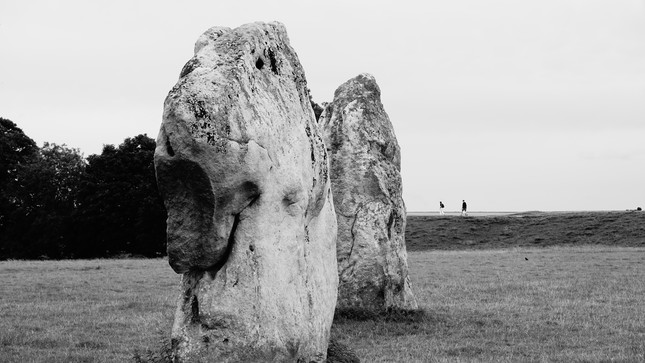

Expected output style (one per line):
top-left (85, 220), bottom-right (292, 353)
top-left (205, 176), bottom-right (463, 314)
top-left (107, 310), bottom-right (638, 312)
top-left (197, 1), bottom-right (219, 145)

top-left (335, 246), bottom-right (645, 362)
top-left (0, 259), bottom-right (177, 362)
top-left (2, 245), bottom-right (644, 362)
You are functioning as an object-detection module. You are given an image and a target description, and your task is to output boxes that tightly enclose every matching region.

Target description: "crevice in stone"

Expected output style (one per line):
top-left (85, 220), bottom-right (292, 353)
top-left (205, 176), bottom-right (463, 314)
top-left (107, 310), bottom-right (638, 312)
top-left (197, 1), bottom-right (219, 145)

top-left (247, 192), bottom-right (260, 208)
top-left (207, 212), bottom-right (241, 276)
top-left (267, 48), bottom-right (279, 75)
top-left (348, 215), bottom-right (358, 258)
top-left (166, 135), bottom-right (175, 157)
top-left (304, 124), bottom-right (316, 164)
top-left (190, 295), bottom-right (200, 324)
top-left (179, 57), bottom-right (200, 78)
top-left (182, 271), bottom-right (205, 326)
top-left (342, 204), bottom-right (363, 278)
top-left (386, 209), bottom-right (395, 240)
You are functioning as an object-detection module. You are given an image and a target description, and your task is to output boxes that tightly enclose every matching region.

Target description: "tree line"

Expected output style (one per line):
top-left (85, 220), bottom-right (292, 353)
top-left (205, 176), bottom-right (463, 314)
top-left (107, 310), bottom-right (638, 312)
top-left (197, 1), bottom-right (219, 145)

top-left (0, 117), bottom-right (166, 259)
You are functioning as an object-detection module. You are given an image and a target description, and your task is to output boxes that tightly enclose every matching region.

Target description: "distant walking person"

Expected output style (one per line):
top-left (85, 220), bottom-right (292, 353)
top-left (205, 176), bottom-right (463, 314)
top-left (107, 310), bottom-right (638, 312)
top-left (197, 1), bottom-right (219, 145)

top-left (439, 201), bottom-right (445, 215)
top-left (461, 200), bottom-right (467, 216)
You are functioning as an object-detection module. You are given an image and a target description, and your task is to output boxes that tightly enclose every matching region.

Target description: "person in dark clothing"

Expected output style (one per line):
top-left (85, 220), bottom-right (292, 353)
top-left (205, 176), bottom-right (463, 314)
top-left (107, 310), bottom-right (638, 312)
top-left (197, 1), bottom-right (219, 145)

top-left (439, 201), bottom-right (445, 215)
top-left (461, 200), bottom-right (467, 216)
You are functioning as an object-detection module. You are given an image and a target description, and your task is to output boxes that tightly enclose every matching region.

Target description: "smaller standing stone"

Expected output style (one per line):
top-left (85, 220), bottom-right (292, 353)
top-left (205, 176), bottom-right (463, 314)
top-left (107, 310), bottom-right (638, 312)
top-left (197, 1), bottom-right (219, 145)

top-left (320, 73), bottom-right (417, 311)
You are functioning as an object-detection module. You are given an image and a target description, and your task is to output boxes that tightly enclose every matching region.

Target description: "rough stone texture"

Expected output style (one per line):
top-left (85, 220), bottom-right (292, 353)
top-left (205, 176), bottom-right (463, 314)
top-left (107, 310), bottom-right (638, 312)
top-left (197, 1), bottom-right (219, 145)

top-left (319, 74), bottom-right (417, 311)
top-left (154, 22), bottom-right (338, 362)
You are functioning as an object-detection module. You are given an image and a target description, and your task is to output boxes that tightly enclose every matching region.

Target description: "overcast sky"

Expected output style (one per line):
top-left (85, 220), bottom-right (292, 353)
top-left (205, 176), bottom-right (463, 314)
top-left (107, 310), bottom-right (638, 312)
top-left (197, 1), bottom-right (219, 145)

top-left (2, 0), bottom-right (644, 212)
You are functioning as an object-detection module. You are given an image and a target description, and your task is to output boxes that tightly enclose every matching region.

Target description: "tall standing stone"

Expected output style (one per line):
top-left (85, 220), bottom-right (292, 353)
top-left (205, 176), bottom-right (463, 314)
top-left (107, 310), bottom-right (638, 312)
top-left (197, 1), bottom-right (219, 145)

top-left (154, 22), bottom-right (338, 362)
top-left (320, 74), bottom-right (417, 311)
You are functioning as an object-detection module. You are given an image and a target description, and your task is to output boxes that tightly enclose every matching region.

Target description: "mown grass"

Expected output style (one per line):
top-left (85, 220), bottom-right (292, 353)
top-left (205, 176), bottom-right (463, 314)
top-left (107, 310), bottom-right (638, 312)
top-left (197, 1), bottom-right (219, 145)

top-left (2, 246), bottom-right (645, 362)
top-left (332, 246), bottom-right (645, 362)
top-left (0, 259), bottom-right (177, 362)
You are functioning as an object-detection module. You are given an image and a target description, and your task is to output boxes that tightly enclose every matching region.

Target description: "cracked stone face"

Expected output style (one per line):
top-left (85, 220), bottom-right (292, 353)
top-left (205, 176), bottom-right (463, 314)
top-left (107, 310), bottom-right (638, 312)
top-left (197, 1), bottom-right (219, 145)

top-left (154, 22), bottom-right (337, 362)
top-left (320, 73), bottom-right (418, 311)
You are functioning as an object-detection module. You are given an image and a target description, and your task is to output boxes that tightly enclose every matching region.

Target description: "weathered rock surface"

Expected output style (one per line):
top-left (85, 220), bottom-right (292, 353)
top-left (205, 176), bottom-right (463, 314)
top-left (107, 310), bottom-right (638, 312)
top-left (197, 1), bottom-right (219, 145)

top-left (154, 22), bottom-right (338, 362)
top-left (320, 74), bottom-right (417, 311)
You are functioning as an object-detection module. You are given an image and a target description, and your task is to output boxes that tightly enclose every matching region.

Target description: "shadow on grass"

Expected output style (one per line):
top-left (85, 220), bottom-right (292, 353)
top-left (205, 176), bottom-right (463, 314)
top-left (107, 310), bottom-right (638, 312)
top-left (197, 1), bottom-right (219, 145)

top-left (334, 307), bottom-right (433, 323)
top-left (329, 307), bottom-right (451, 362)
top-left (332, 307), bottom-right (450, 336)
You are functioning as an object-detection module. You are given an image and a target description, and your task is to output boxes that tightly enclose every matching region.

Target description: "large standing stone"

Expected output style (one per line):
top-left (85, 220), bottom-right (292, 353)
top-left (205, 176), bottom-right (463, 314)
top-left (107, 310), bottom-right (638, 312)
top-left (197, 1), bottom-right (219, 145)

top-left (154, 22), bottom-right (338, 362)
top-left (320, 74), bottom-right (417, 311)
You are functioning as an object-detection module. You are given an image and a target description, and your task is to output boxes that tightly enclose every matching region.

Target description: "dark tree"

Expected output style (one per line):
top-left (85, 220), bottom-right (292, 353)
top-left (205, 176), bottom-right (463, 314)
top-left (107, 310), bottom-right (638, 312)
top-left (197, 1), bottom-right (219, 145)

top-left (0, 118), bottom-right (40, 258)
top-left (1, 141), bottom-right (85, 259)
top-left (15, 143), bottom-right (85, 211)
top-left (75, 134), bottom-right (166, 257)
top-left (1, 123), bottom-right (167, 259)
top-left (0, 118), bottom-right (39, 225)
top-left (0, 118), bottom-right (39, 186)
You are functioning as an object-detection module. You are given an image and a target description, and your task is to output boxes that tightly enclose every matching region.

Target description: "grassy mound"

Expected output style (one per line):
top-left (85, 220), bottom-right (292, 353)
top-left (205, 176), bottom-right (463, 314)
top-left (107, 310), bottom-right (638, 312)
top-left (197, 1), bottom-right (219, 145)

top-left (406, 211), bottom-right (645, 251)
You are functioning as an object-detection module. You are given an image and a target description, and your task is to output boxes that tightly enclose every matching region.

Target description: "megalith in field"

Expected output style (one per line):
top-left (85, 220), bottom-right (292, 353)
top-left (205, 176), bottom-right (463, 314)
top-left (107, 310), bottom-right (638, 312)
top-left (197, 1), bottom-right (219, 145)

top-left (154, 22), bottom-right (338, 362)
top-left (320, 74), bottom-right (417, 311)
